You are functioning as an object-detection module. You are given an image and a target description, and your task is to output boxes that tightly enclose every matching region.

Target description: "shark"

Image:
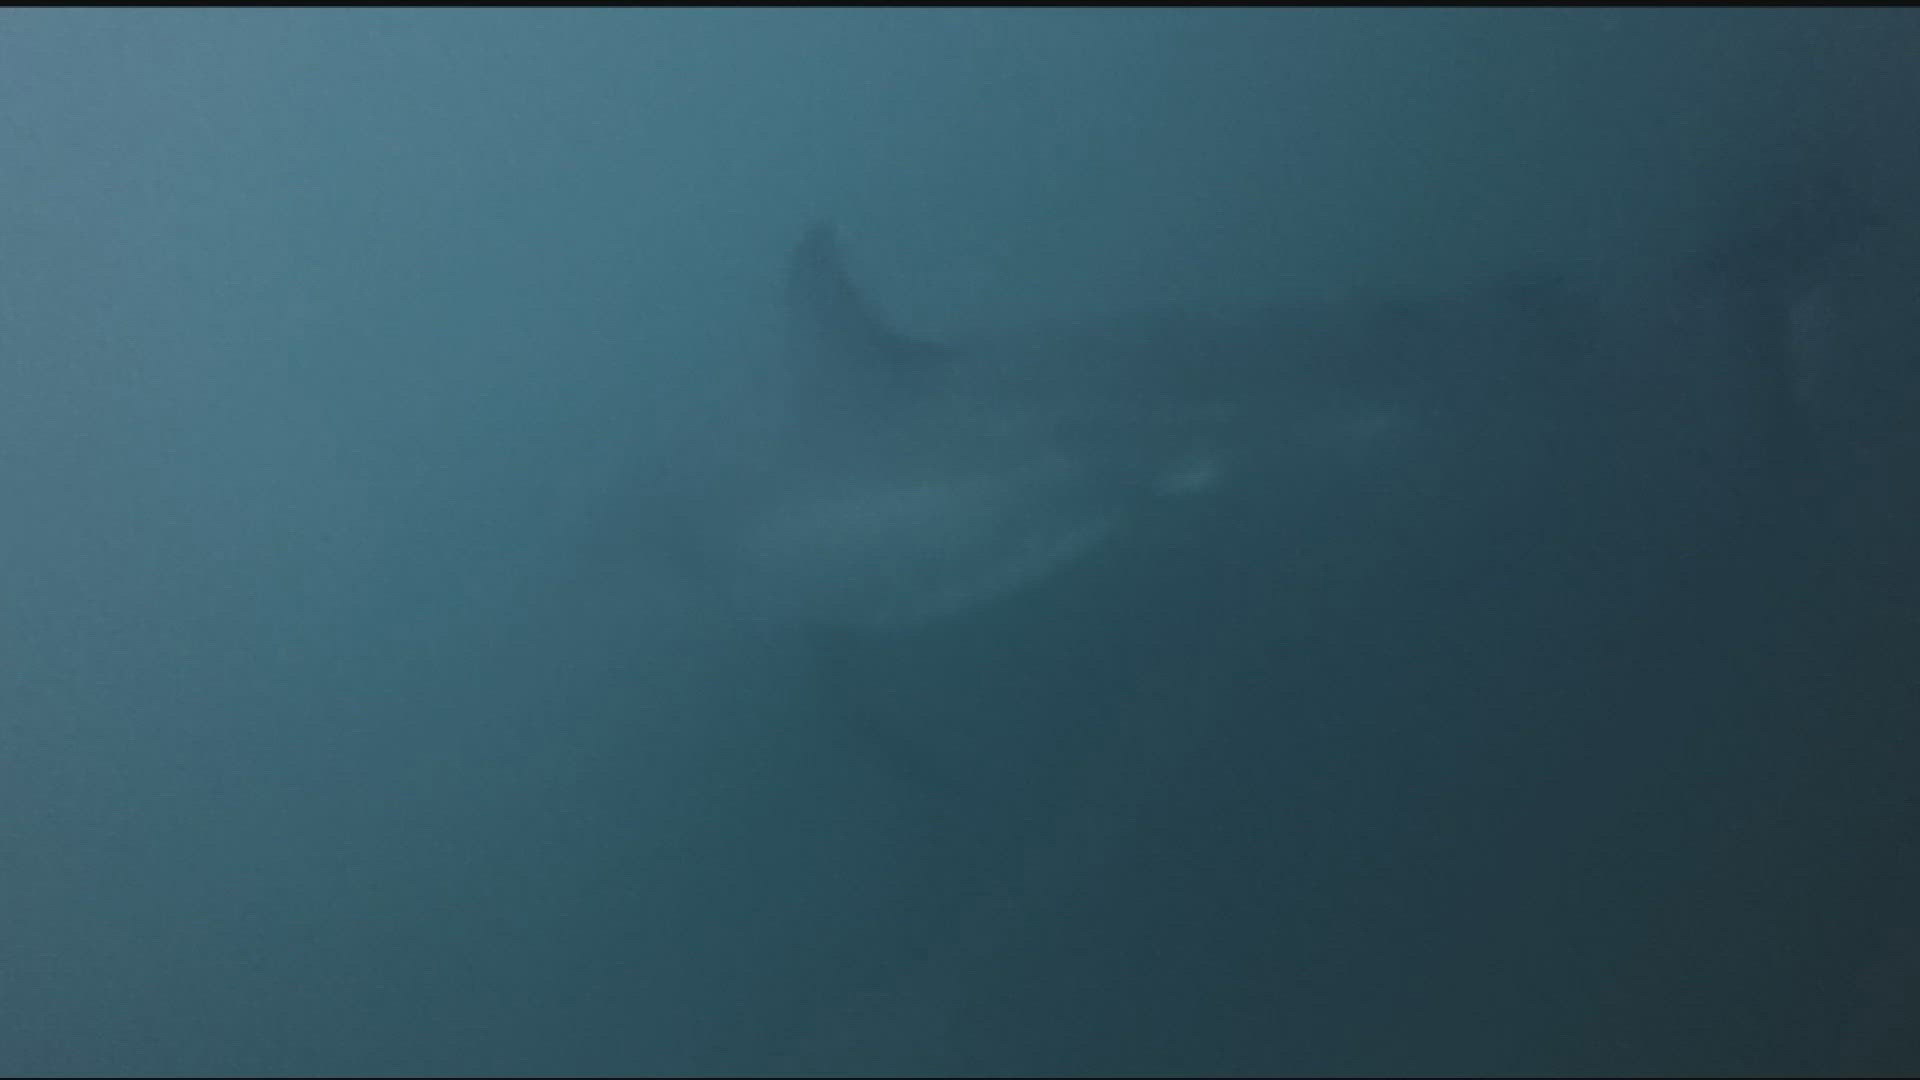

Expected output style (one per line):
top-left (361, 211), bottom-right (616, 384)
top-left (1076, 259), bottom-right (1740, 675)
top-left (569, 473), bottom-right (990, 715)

top-left (572, 183), bottom-right (1884, 643)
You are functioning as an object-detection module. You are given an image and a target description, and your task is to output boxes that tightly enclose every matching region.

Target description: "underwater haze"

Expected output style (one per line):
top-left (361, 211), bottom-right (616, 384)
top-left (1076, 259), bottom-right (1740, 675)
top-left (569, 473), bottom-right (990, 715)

top-left (3, 9), bottom-right (1919, 1076)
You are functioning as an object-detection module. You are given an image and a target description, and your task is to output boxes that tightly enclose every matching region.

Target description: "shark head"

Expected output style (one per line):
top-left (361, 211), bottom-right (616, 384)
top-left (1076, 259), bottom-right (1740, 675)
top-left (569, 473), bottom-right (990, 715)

top-left (690, 223), bottom-right (1245, 632)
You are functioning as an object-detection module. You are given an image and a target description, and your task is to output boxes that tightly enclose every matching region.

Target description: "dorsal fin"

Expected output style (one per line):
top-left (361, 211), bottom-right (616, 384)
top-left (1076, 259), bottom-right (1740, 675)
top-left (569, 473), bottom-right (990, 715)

top-left (785, 222), bottom-right (950, 388)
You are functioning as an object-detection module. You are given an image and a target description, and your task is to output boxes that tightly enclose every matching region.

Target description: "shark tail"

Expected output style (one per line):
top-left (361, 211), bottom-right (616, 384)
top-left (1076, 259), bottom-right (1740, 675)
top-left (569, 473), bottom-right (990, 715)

top-left (1687, 164), bottom-right (1889, 527)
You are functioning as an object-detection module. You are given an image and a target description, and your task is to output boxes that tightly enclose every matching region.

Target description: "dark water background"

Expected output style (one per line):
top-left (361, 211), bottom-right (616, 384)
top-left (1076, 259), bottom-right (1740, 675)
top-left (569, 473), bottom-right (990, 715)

top-left (1, 10), bottom-right (1916, 1076)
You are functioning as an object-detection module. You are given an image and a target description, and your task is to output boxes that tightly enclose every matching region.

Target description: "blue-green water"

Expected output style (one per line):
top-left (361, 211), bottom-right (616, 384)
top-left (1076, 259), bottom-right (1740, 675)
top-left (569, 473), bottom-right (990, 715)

top-left (1, 10), bottom-right (1916, 1076)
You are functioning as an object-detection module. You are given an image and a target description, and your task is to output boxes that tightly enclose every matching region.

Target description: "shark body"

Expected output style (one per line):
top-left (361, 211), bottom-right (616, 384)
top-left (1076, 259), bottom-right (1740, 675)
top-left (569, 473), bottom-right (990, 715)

top-left (593, 189), bottom-right (1887, 638)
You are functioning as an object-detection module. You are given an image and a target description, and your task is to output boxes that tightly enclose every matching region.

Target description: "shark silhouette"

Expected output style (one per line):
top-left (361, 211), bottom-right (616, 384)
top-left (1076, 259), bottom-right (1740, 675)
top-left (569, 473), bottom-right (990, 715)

top-left (583, 189), bottom-right (1875, 639)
